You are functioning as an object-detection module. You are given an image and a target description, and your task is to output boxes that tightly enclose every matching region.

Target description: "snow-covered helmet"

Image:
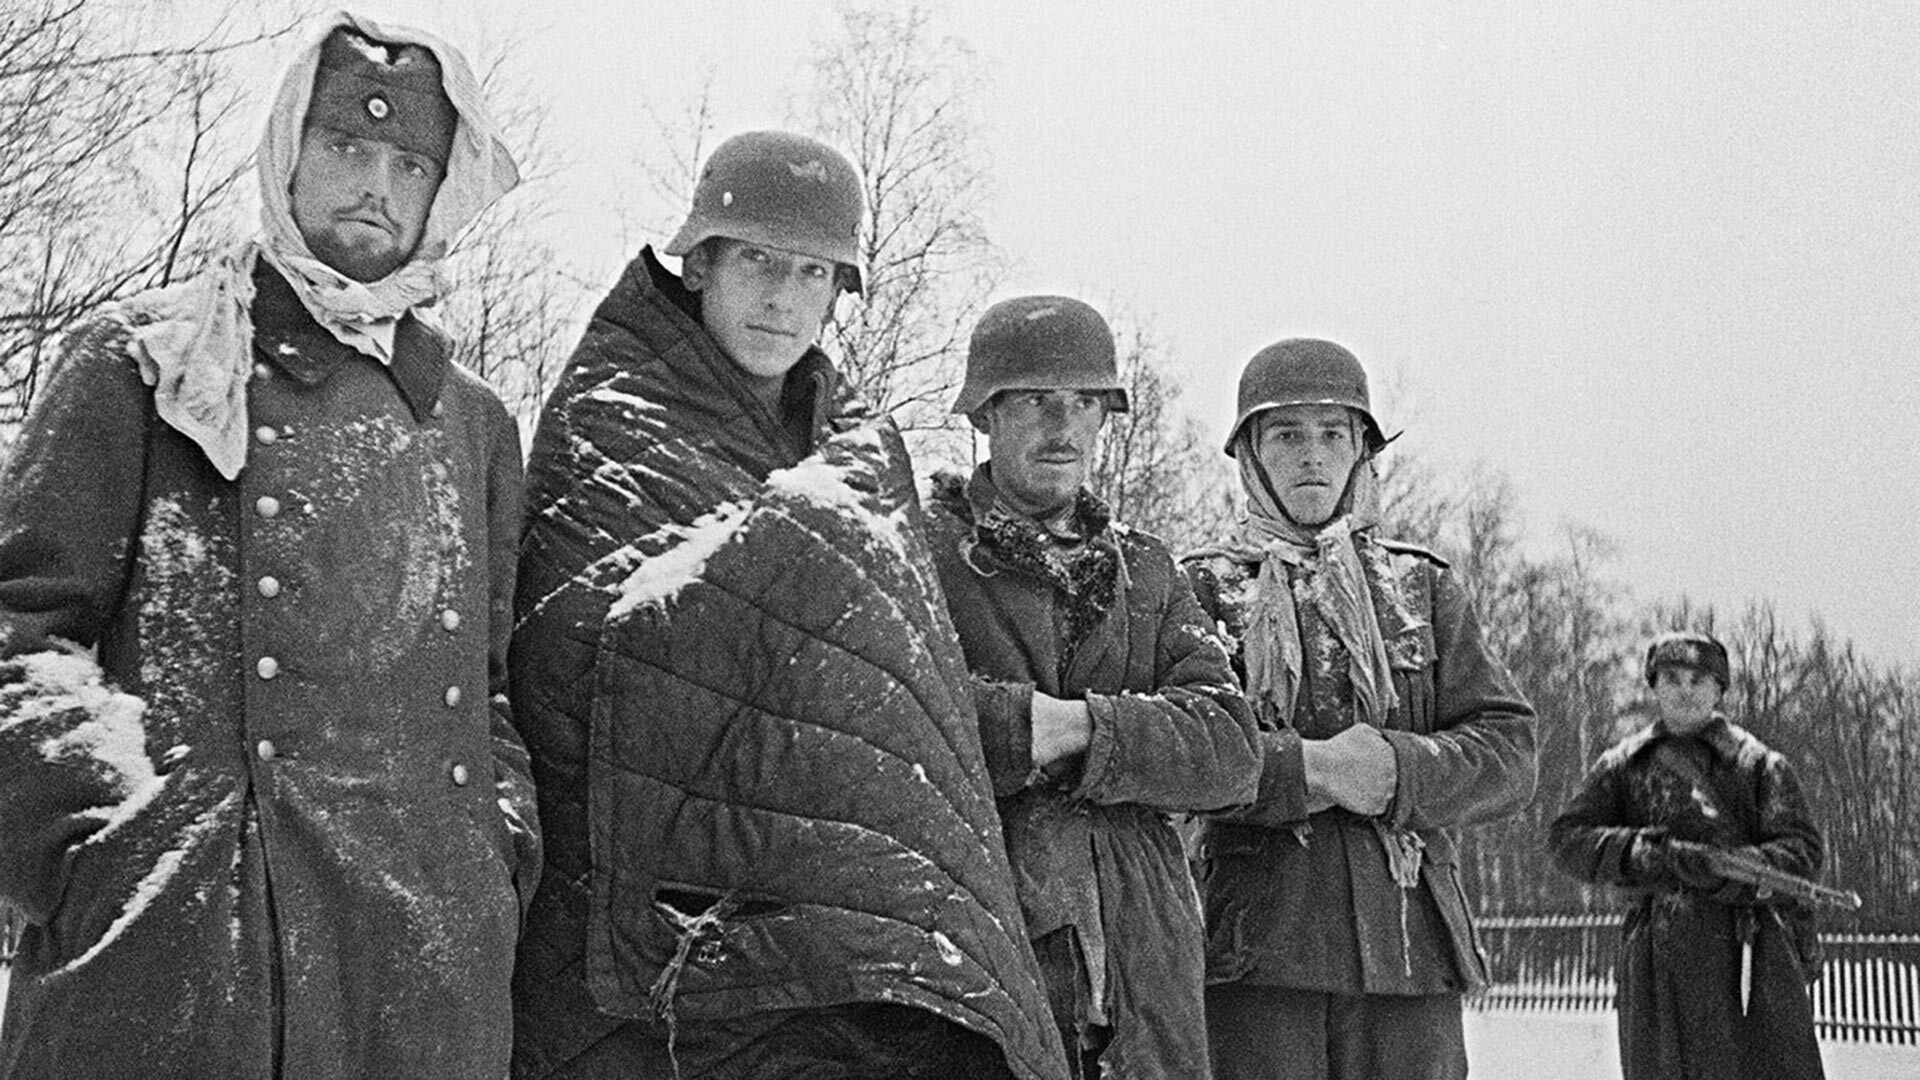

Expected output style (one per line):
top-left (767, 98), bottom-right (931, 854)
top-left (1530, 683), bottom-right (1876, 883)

top-left (664, 130), bottom-right (867, 293)
top-left (952, 295), bottom-right (1130, 418)
top-left (1224, 338), bottom-right (1386, 456)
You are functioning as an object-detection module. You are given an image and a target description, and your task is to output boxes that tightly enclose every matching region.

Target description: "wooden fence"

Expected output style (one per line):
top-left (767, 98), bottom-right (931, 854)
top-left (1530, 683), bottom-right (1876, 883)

top-left (1474, 912), bottom-right (1920, 1045)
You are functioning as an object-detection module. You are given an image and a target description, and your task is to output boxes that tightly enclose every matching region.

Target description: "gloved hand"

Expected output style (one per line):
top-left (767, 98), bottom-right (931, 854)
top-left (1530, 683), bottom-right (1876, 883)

top-left (1627, 830), bottom-right (1725, 891)
top-left (1661, 839), bottom-right (1727, 891)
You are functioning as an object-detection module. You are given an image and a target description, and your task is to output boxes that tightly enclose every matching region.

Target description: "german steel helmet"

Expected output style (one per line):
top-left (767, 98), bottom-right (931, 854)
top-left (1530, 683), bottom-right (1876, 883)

top-left (1223, 338), bottom-right (1386, 456)
top-left (664, 130), bottom-right (867, 293)
top-left (951, 295), bottom-right (1130, 416)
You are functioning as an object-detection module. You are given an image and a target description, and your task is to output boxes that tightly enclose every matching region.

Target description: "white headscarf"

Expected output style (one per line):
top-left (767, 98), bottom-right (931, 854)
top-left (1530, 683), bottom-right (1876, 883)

top-left (121, 9), bottom-right (520, 479)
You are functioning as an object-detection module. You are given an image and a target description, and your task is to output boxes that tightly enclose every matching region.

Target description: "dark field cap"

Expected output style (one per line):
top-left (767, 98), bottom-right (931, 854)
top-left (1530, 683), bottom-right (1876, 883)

top-left (306, 27), bottom-right (456, 167)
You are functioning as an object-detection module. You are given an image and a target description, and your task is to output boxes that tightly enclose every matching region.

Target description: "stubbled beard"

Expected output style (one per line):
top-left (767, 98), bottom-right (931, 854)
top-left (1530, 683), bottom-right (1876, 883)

top-left (306, 228), bottom-right (409, 283)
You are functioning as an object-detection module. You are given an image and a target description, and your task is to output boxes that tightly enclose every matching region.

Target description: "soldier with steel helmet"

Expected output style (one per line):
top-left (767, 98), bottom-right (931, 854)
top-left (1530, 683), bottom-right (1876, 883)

top-left (509, 134), bottom-right (1066, 1080)
top-left (924, 295), bottom-right (1261, 1079)
top-left (1182, 339), bottom-right (1537, 1080)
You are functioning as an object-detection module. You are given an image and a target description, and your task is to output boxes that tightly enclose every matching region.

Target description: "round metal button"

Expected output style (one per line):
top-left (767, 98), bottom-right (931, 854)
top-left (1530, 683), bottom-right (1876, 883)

top-left (256, 740), bottom-right (276, 761)
top-left (256, 656), bottom-right (280, 680)
top-left (257, 576), bottom-right (281, 598)
top-left (443, 685), bottom-right (462, 708)
top-left (253, 363), bottom-right (273, 381)
top-left (255, 425), bottom-right (278, 445)
top-left (440, 609), bottom-right (461, 632)
top-left (450, 763), bottom-right (470, 787)
top-left (431, 400), bottom-right (445, 419)
top-left (255, 495), bottom-right (282, 519)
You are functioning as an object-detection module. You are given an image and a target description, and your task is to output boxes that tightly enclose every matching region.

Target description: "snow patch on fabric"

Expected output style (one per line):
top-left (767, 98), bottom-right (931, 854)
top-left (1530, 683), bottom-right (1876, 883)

top-left (136, 495), bottom-right (235, 699)
top-left (766, 443), bottom-right (911, 561)
top-left (54, 791), bottom-right (237, 975)
top-left (606, 502), bottom-right (752, 622)
top-left (3, 647), bottom-right (163, 838)
top-left (583, 384), bottom-right (666, 417)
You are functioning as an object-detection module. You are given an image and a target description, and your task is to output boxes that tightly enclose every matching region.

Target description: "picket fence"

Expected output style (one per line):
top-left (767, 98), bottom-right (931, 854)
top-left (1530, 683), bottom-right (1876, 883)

top-left (1474, 912), bottom-right (1920, 1045)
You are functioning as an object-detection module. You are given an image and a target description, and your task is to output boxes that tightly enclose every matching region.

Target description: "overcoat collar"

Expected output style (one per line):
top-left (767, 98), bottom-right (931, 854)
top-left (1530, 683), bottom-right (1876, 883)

top-left (250, 260), bottom-right (448, 423)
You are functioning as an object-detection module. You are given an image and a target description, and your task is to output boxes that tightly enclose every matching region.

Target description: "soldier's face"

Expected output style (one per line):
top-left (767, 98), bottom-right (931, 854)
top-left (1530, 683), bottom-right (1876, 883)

top-left (685, 238), bottom-right (838, 382)
top-left (1652, 666), bottom-right (1721, 734)
top-left (290, 125), bottom-right (442, 283)
top-left (1253, 404), bottom-right (1362, 527)
top-left (982, 390), bottom-right (1109, 518)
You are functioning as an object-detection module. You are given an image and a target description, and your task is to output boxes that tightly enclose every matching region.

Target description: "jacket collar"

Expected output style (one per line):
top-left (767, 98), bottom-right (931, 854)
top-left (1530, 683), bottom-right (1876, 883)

top-left (249, 260), bottom-right (448, 423)
top-left (626, 246), bottom-right (843, 456)
top-left (1627, 713), bottom-right (1741, 763)
top-left (964, 463), bottom-right (1111, 542)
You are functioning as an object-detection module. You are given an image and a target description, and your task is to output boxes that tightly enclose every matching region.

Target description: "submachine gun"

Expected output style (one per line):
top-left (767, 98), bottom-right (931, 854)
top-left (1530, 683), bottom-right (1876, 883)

top-left (1696, 845), bottom-right (1862, 911)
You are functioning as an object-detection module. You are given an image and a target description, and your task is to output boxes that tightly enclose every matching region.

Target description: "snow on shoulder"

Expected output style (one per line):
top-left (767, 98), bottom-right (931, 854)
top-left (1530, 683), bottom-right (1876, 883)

top-left (603, 426), bottom-right (913, 623)
top-left (764, 426), bottom-right (911, 560)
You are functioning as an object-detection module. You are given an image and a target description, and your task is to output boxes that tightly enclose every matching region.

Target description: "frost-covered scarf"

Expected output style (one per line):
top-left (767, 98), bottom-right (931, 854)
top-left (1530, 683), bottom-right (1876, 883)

top-left (960, 465), bottom-right (1120, 647)
top-left (1214, 432), bottom-right (1399, 727)
top-left (120, 10), bottom-right (520, 479)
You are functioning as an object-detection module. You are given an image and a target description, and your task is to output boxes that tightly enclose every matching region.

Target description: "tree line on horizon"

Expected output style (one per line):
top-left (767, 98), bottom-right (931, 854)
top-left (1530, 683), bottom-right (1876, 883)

top-left (4, 0), bottom-right (1911, 932)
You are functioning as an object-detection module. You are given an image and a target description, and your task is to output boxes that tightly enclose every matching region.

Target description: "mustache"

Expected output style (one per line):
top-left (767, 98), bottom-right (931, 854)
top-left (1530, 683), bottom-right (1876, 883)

top-left (338, 198), bottom-right (396, 228)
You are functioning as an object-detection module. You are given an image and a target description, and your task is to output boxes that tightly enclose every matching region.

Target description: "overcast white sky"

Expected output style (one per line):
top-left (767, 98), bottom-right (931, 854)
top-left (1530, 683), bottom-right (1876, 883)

top-left (293, 1), bottom-right (1917, 663)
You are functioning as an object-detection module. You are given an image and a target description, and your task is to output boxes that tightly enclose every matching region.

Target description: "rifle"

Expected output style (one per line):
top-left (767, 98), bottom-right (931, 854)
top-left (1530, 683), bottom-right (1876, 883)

top-left (1694, 844), bottom-right (1863, 911)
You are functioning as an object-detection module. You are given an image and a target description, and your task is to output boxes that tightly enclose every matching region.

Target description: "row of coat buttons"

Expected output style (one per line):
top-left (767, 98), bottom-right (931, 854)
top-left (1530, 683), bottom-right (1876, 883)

top-left (247, 399), bottom-right (463, 781)
top-left (250, 582), bottom-right (462, 629)
top-left (253, 739), bottom-right (471, 785)
top-left (253, 656), bottom-right (463, 709)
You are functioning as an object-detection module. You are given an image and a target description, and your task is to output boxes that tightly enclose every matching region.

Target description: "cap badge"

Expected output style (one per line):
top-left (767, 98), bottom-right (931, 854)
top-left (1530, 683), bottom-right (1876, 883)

top-left (788, 159), bottom-right (831, 183)
top-left (366, 95), bottom-right (390, 121)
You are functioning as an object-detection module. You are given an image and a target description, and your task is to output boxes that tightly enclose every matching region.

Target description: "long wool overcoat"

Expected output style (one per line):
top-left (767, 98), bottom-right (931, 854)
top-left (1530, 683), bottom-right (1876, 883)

top-left (1183, 539), bottom-right (1536, 998)
top-left (1548, 717), bottom-right (1827, 1080)
top-left (0, 263), bottom-right (541, 1079)
top-left (923, 468), bottom-right (1263, 1078)
top-left (507, 250), bottom-right (1066, 1080)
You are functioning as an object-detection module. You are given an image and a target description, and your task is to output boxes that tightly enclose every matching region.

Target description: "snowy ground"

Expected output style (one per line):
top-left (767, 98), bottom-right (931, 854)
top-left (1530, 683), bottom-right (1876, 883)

top-left (5, 965), bottom-right (1917, 1076)
top-left (1465, 1008), bottom-right (1920, 1079)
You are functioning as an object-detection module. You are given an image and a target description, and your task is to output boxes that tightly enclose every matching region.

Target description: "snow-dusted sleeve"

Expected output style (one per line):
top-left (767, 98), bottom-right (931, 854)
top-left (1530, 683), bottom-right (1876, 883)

top-left (0, 324), bottom-right (162, 923)
top-left (971, 675), bottom-right (1040, 797)
top-left (481, 395), bottom-right (541, 916)
top-left (1546, 748), bottom-right (1641, 886)
top-left (1377, 565), bottom-right (1537, 832)
top-left (1072, 540), bottom-right (1261, 814)
top-left (0, 652), bottom-right (163, 924)
top-left (0, 320), bottom-right (149, 659)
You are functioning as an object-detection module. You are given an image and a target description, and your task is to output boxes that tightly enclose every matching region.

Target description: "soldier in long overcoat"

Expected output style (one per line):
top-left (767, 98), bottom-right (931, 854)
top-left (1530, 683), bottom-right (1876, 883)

top-left (1550, 631), bottom-right (1828, 1080)
top-left (0, 13), bottom-right (537, 1078)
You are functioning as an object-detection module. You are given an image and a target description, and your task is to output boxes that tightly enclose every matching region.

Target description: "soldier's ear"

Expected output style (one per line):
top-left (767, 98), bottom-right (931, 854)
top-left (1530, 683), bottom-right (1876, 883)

top-left (682, 245), bottom-right (711, 291)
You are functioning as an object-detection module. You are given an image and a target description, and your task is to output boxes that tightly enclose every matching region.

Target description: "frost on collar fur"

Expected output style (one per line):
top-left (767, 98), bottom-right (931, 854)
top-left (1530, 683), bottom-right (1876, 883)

top-left (118, 9), bottom-right (519, 480)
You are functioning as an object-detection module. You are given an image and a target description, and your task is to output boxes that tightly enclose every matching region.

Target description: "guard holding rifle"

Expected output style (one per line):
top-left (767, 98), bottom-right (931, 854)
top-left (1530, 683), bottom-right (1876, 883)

top-left (1550, 630), bottom-right (1844, 1080)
